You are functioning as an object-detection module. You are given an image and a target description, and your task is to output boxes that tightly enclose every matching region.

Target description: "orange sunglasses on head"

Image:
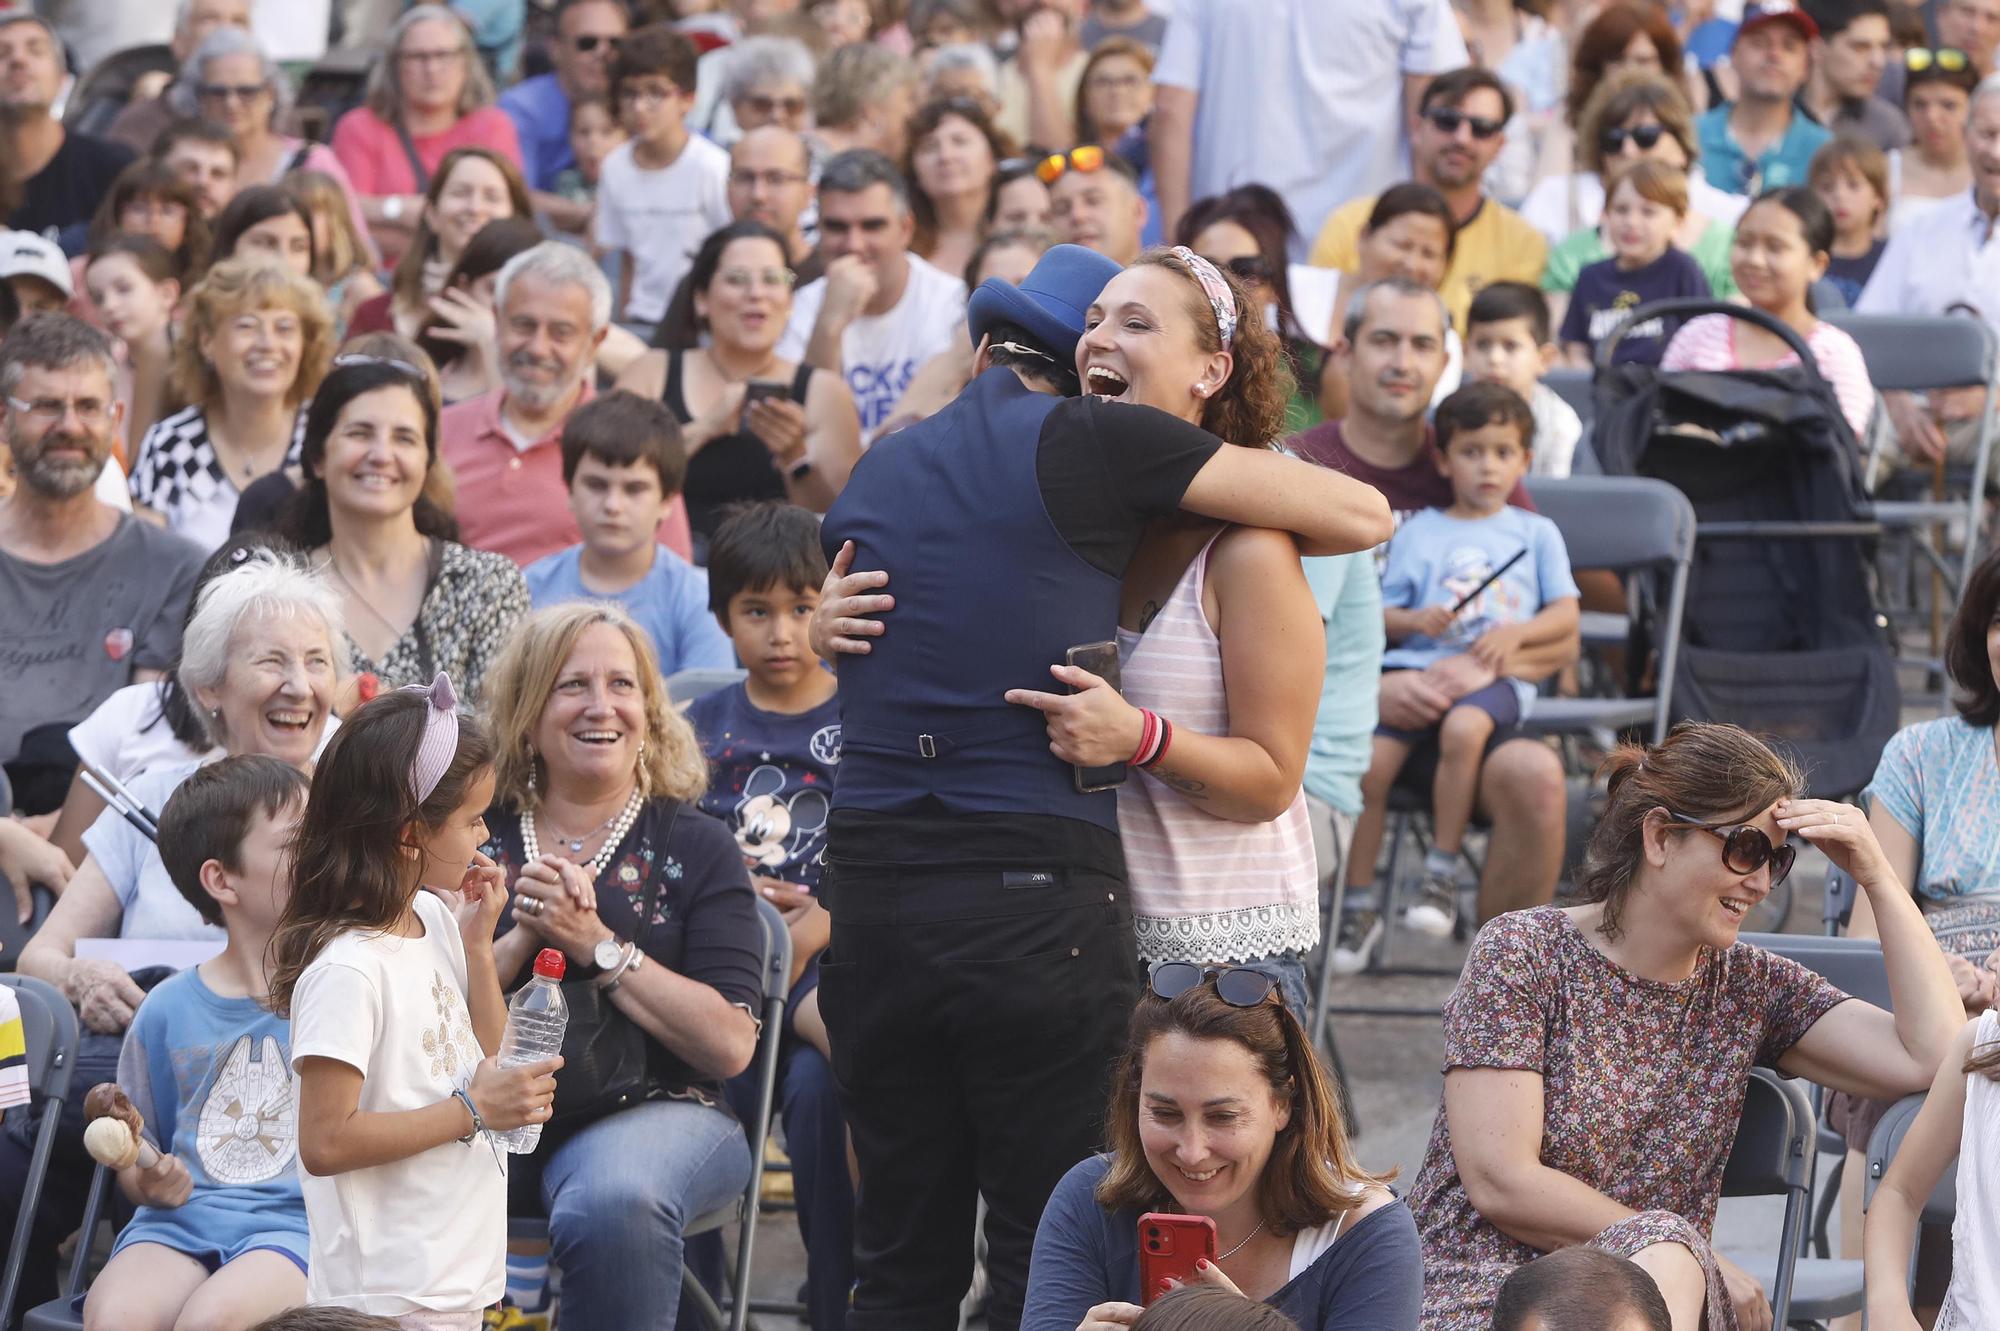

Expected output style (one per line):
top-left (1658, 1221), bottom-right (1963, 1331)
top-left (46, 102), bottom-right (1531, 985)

top-left (1035, 144), bottom-right (1106, 185)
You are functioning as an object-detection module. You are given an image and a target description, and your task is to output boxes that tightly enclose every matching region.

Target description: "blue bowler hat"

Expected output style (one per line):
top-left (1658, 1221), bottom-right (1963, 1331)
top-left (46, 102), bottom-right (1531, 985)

top-left (965, 243), bottom-right (1122, 364)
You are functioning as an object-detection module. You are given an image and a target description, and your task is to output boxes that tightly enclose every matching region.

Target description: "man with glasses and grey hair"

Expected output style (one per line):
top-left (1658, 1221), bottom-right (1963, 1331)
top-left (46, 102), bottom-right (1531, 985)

top-left (0, 15), bottom-right (137, 252)
top-left (105, 0), bottom-right (253, 153)
top-left (779, 149), bottom-right (968, 437)
top-left (0, 314), bottom-right (203, 811)
top-left (442, 242), bottom-right (690, 565)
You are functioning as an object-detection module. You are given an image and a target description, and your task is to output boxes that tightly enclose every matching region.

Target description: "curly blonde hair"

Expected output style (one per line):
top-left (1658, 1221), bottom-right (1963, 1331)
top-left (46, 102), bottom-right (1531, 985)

top-left (1131, 247), bottom-right (1293, 449)
top-left (481, 602), bottom-right (709, 810)
top-left (173, 257), bottom-right (334, 410)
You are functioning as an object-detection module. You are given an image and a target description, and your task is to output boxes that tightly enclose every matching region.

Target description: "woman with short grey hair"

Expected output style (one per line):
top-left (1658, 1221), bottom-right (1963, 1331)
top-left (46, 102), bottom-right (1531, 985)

top-left (330, 4), bottom-right (523, 259)
top-left (723, 36), bottom-right (816, 137)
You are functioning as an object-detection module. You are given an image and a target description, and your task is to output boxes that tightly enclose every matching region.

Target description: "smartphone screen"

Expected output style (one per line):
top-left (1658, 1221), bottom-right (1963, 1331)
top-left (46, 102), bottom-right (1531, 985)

top-left (741, 380), bottom-right (788, 429)
top-left (1066, 641), bottom-right (1126, 794)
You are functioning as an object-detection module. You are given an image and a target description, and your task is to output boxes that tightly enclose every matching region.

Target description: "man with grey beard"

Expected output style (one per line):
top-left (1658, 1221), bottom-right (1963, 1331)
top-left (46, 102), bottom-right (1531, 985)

top-left (441, 242), bottom-right (689, 565)
top-left (0, 314), bottom-right (203, 812)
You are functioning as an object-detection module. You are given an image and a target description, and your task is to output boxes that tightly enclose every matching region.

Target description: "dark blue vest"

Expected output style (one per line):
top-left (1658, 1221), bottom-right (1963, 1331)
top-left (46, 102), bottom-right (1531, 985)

top-left (822, 368), bottom-right (1123, 831)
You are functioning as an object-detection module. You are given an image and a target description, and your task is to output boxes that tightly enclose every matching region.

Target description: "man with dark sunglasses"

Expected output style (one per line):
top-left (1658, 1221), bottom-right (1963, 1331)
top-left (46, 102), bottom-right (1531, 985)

top-left (1307, 67), bottom-right (1545, 331)
top-left (500, 0), bottom-right (628, 204)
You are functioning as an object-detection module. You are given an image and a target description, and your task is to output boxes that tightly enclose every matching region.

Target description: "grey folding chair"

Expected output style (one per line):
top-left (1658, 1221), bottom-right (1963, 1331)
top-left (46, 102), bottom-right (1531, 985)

top-left (1740, 932), bottom-right (1890, 1009)
top-left (667, 668), bottom-right (750, 707)
top-left (20, 1165), bottom-right (112, 1331)
top-left (0, 976), bottom-right (80, 1331)
top-left (1719, 1067), bottom-right (1863, 1328)
top-left (1521, 475), bottom-right (1696, 745)
top-left (1862, 1092), bottom-right (1954, 1303)
top-left (507, 896), bottom-right (790, 1331)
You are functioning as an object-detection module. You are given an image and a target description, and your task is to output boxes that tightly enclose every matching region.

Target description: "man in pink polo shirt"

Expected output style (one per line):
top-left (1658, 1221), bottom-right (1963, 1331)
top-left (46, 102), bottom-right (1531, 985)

top-left (441, 241), bottom-right (689, 565)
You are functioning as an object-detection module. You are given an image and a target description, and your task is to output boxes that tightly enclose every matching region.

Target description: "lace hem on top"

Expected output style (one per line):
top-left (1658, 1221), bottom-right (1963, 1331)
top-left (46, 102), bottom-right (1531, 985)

top-left (1135, 898), bottom-right (1321, 965)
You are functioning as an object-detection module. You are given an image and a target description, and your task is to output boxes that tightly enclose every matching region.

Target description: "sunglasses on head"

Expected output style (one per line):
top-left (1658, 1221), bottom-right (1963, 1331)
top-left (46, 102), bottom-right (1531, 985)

top-left (1600, 123), bottom-right (1668, 154)
top-left (1149, 961), bottom-right (1278, 1008)
top-left (1664, 811), bottom-right (1796, 886)
top-left (1425, 106), bottom-right (1505, 140)
top-left (1035, 144), bottom-right (1106, 185)
top-left (1905, 46), bottom-right (1970, 73)
top-left (572, 33), bottom-right (621, 53)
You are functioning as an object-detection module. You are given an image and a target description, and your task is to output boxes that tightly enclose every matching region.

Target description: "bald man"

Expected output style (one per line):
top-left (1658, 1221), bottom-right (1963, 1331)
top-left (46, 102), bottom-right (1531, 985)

top-left (730, 125), bottom-right (823, 285)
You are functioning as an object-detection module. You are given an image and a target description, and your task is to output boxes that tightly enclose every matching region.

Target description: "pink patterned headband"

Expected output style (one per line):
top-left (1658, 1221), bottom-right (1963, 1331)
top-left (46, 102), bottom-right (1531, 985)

top-left (402, 672), bottom-right (460, 802)
top-left (1171, 245), bottom-right (1237, 349)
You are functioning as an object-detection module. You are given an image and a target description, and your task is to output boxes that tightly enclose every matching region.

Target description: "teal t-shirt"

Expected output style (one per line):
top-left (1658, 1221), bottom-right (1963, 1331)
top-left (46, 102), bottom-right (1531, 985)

top-left (1301, 552), bottom-right (1383, 817)
top-left (1695, 103), bottom-right (1831, 197)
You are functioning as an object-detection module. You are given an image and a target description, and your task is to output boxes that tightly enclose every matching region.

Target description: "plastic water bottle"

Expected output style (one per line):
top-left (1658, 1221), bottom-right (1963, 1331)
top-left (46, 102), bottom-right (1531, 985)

top-left (495, 948), bottom-right (568, 1154)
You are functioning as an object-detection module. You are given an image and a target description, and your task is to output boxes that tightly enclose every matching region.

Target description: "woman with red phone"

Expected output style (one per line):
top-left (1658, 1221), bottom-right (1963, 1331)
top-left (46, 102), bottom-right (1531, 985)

top-left (1020, 965), bottom-right (1420, 1331)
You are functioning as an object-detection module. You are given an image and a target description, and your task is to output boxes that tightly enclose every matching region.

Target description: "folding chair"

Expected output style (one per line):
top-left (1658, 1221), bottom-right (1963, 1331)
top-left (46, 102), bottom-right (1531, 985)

top-left (1718, 1067), bottom-right (1863, 1329)
top-left (666, 668), bottom-right (750, 707)
top-left (508, 896), bottom-right (792, 1331)
top-left (1862, 1092), bottom-right (1954, 1303)
top-left (19, 1165), bottom-right (112, 1331)
top-left (0, 976), bottom-right (80, 1331)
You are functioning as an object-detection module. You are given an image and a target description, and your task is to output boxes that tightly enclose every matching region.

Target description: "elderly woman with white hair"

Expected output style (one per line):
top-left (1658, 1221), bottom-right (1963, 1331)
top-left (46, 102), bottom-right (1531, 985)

top-left (168, 27), bottom-right (372, 250)
top-left (721, 35), bottom-right (817, 141)
top-left (329, 3), bottom-right (523, 261)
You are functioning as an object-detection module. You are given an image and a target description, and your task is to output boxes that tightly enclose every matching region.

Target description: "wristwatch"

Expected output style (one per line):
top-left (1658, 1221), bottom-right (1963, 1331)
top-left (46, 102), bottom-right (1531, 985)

top-left (592, 937), bottom-right (624, 975)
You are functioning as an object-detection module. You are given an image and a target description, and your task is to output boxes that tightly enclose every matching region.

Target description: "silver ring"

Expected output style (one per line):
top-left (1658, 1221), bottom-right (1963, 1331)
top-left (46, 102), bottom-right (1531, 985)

top-left (521, 896), bottom-right (545, 917)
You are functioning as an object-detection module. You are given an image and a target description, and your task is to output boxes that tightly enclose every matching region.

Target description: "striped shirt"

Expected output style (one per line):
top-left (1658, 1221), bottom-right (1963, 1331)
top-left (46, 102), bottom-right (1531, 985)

top-left (1116, 530), bottom-right (1320, 965)
top-left (1660, 314), bottom-right (1876, 442)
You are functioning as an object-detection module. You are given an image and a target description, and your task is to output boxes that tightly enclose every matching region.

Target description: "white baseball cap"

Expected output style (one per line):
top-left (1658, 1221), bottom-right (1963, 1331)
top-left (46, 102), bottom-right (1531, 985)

top-left (0, 230), bottom-right (73, 299)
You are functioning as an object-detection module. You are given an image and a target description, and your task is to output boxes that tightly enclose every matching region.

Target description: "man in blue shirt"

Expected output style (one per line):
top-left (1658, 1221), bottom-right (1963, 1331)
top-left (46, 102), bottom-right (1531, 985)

top-left (1696, 1), bottom-right (1834, 196)
top-left (1301, 552), bottom-right (1386, 973)
top-left (499, 0), bottom-right (627, 213)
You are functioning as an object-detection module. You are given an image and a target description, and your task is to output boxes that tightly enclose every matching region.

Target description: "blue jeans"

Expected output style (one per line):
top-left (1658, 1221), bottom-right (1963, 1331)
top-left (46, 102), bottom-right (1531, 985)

top-left (780, 1043), bottom-right (855, 1331)
top-left (522, 1097), bottom-right (752, 1330)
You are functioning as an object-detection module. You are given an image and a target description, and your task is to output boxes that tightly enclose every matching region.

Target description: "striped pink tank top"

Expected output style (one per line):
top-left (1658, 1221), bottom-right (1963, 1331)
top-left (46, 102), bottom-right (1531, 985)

top-left (1116, 529), bottom-right (1321, 966)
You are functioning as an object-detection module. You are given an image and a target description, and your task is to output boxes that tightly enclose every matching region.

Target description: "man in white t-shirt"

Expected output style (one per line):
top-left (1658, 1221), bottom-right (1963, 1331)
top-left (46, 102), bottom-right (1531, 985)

top-left (1150, 0), bottom-right (1467, 249)
top-left (779, 150), bottom-right (968, 437)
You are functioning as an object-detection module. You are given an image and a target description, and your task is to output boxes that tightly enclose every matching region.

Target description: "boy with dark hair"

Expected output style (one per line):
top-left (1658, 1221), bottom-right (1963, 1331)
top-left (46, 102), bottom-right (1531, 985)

top-left (1349, 381), bottom-right (1579, 941)
top-left (85, 754), bottom-right (311, 1331)
top-left (598, 24), bottom-right (732, 334)
top-left (682, 501), bottom-right (850, 1331)
top-left (1490, 1248), bottom-right (1673, 1331)
top-left (525, 388), bottom-right (735, 674)
top-left (1465, 281), bottom-right (1580, 477)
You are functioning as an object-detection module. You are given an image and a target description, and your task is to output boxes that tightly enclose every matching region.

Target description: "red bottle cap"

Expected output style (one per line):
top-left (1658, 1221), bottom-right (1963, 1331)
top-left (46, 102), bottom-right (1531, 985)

top-left (533, 948), bottom-right (566, 979)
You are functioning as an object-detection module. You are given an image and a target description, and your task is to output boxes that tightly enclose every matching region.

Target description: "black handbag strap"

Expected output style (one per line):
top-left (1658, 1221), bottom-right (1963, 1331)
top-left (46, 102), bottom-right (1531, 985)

top-left (393, 120), bottom-right (430, 193)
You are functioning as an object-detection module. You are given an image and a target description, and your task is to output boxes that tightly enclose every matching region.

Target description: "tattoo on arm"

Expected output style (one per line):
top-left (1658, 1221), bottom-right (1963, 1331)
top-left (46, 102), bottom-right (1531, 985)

top-left (1138, 600), bottom-right (1160, 632)
top-left (1153, 770), bottom-right (1207, 800)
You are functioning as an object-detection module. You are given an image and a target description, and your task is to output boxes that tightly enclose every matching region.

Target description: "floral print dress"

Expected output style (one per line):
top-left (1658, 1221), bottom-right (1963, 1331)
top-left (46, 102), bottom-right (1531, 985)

top-left (1410, 907), bottom-right (1848, 1330)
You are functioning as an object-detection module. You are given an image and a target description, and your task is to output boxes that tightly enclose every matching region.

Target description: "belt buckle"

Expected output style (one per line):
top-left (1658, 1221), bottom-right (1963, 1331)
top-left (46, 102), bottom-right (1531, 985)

top-left (918, 734), bottom-right (938, 758)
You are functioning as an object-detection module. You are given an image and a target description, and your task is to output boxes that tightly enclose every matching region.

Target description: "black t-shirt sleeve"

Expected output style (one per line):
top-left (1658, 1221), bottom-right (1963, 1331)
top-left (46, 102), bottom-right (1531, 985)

top-left (1036, 397), bottom-right (1223, 577)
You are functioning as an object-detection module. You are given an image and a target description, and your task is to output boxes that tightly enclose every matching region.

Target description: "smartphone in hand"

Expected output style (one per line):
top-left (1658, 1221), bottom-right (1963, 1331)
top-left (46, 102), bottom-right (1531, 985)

top-left (1066, 640), bottom-right (1126, 794)
top-left (1137, 1212), bottom-right (1217, 1304)
top-left (741, 380), bottom-right (789, 430)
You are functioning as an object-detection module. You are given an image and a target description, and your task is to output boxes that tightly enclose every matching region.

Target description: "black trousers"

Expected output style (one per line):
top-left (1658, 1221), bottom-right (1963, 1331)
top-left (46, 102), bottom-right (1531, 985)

top-left (818, 856), bottom-right (1140, 1331)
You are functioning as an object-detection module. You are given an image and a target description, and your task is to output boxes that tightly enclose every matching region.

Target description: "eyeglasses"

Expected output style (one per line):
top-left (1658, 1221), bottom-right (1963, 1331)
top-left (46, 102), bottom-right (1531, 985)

top-left (1035, 144), bottom-right (1106, 185)
top-left (571, 33), bottom-right (621, 53)
top-left (729, 168), bottom-right (809, 190)
top-left (5, 396), bottom-right (111, 425)
top-left (714, 266), bottom-right (796, 291)
top-left (1425, 106), bottom-right (1505, 140)
top-left (1905, 46), bottom-right (1971, 73)
top-left (399, 47), bottom-right (464, 67)
top-left (1085, 71), bottom-right (1148, 94)
top-left (1600, 123), bottom-right (1669, 154)
top-left (1664, 811), bottom-right (1797, 886)
top-left (739, 92), bottom-right (808, 118)
top-left (1149, 961), bottom-right (1278, 1008)
top-left (196, 81), bottom-right (267, 102)
top-left (1217, 254), bottom-right (1271, 284)
top-left (620, 84), bottom-right (679, 107)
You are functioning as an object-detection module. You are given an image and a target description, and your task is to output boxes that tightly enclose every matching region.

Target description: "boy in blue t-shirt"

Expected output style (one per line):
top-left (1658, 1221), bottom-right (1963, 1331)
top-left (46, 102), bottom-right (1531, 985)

top-left (85, 756), bottom-right (310, 1330)
top-left (1353, 383), bottom-right (1580, 942)
top-left (524, 389), bottom-right (736, 675)
top-left (682, 502), bottom-right (850, 1331)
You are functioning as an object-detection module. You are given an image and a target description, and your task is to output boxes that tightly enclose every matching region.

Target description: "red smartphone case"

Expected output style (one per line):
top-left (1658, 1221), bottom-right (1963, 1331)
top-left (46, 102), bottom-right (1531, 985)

top-left (1137, 1211), bottom-right (1218, 1305)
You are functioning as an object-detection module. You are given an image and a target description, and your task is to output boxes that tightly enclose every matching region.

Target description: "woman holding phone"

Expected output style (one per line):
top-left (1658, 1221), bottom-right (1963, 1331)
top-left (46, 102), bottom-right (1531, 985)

top-left (1020, 966), bottom-right (1417, 1331)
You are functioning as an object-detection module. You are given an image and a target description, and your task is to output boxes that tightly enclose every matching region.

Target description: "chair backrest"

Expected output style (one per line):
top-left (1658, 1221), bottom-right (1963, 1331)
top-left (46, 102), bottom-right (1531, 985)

top-left (1863, 1092), bottom-right (1955, 1225)
top-left (0, 977), bottom-right (77, 1108)
top-left (1543, 367), bottom-right (1595, 424)
top-left (1523, 474), bottom-right (1696, 574)
top-left (1822, 866), bottom-right (1858, 935)
top-left (1824, 313), bottom-right (1998, 393)
top-left (1724, 1067), bottom-right (1817, 1197)
top-left (1739, 932), bottom-right (1890, 1010)
top-left (667, 668), bottom-right (750, 706)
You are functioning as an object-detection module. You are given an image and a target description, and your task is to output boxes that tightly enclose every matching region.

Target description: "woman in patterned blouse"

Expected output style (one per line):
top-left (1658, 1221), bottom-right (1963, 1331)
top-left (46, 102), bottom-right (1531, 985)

top-left (129, 258), bottom-right (333, 553)
top-left (272, 355), bottom-right (527, 699)
top-left (1412, 722), bottom-right (1962, 1331)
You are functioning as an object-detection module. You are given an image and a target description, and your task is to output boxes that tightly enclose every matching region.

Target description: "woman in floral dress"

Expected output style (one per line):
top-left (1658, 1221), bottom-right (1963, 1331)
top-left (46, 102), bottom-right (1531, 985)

top-left (1412, 722), bottom-right (1964, 1331)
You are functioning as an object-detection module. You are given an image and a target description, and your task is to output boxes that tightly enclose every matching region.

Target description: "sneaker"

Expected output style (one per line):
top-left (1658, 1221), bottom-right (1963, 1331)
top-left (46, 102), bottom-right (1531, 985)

top-left (1328, 909), bottom-right (1383, 976)
top-left (1402, 871), bottom-right (1459, 939)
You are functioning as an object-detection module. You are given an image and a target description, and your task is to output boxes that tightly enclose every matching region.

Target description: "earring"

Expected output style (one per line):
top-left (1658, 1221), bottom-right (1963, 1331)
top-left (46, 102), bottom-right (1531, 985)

top-left (525, 747), bottom-right (537, 794)
top-left (208, 707), bottom-right (222, 723)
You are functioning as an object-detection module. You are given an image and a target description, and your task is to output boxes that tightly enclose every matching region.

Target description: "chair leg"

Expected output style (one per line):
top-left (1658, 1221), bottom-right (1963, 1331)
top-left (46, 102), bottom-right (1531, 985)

top-left (680, 1262), bottom-right (730, 1331)
top-left (1375, 812), bottom-right (1409, 970)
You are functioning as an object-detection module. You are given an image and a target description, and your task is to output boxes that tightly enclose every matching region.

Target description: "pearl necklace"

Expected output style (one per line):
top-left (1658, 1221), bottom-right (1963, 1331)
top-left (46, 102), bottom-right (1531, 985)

top-left (522, 788), bottom-right (643, 872)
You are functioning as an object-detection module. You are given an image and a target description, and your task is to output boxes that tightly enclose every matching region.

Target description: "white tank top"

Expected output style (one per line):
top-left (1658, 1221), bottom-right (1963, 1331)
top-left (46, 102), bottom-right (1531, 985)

top-left (1115, 529), bottom-right (1320, 966)
top-left (1940, 1009), bottom-right (2000, 1329)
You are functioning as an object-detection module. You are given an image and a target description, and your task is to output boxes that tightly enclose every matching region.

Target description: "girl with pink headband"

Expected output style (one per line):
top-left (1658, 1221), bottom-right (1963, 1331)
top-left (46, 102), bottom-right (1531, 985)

top-left (270, 674), bottom-right (564, 1330)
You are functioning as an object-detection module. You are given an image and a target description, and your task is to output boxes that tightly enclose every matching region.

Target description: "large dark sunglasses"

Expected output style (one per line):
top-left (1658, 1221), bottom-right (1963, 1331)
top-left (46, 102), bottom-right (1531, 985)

top-left (1600, 124), bottom-right (1668, 155)
top-left (1665, 811), bottom-right (1796, 886)
top-left (572, 33), bottom-right (622, 53)
top-left (1220, 255), bottom-right (1272, 284)
top-left (1150, 961), bottom-right (1277, 1008)
top-left (1425, 107), bottom-right (1505, 140)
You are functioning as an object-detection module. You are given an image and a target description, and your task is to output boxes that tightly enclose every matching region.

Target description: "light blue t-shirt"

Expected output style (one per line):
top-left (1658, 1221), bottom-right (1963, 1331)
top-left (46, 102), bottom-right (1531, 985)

top-left (82, 760), bottom-right (225, 944)
top-left (114, 965), bottom-right (306, 1266)
top-left (1380, 505), bottom-right (1579, 716)
top-left (1302, 552), bottom-right (1383, 817)
top-left (1864, 715), bottom-right (2000, 904)
top-left (1696, 103), bottom-right (1831, 197)
top-left (523, 544), bottom-right (737, 676)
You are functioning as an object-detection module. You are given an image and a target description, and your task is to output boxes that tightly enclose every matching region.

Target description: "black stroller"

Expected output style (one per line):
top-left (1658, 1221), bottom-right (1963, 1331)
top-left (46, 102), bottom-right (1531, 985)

top-left (1590, 299), bottom-right (1900, 801)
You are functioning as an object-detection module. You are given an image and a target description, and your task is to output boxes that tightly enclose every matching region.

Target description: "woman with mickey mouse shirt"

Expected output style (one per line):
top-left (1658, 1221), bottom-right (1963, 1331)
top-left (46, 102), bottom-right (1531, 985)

top-left (478, 601), bottom-right (764, 1331)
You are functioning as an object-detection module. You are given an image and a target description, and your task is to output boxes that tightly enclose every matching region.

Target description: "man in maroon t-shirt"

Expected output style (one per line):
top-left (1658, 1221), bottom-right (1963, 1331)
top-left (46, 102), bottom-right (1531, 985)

top-left (1289, 277), bottom-right (1573, 951)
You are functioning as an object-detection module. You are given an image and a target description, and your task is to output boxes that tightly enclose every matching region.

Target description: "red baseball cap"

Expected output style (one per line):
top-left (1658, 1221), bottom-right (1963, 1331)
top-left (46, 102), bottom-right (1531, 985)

top-left (1737, 0), bottom-right (1820, 42)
